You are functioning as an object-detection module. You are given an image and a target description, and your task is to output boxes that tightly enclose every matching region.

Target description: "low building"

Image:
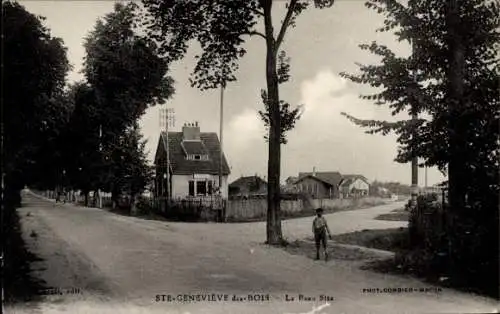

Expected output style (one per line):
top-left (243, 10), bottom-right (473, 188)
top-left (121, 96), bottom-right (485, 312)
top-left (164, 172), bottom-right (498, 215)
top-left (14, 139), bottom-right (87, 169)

top-left (339, 175), bottom-right (370, 198)
top-left (295, 171), bottom-right (343, 199)
top-left (154, 122), bottom-right (230, 200)
top-left (229, 175), bottom-right (267, 198)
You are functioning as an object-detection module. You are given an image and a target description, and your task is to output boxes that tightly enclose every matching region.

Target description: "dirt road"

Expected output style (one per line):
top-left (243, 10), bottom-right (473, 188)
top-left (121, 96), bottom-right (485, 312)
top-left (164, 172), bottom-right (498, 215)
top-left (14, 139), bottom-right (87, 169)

top-left (6, 192), bottom-right (497, 314)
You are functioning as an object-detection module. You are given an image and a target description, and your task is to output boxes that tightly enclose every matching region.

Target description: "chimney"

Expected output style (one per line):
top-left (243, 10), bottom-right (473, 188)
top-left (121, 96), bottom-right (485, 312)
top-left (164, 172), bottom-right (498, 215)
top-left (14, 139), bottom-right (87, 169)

top-left (182, 122), bottom-right (200, 141)
top-left (313, 167), bottom-right (316, 177)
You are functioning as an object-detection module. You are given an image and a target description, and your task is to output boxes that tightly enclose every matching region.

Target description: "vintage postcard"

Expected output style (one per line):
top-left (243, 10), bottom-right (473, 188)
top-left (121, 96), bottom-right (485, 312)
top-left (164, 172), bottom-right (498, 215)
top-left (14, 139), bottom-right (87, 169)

top-left (3, 0), bottom-right (498, 313)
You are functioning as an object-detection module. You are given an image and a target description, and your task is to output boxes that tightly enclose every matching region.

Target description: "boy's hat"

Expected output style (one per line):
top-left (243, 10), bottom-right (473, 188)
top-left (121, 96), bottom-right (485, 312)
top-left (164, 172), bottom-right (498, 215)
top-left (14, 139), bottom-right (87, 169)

top-left (315, 207), bottom-right (323, 213)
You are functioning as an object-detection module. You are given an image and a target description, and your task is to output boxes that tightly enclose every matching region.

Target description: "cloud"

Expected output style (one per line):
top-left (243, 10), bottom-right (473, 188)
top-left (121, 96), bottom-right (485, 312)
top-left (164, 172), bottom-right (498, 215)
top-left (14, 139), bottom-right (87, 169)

top-left (224, 109), bottom-right (268, 179)
top-left (224, 69), bottom-right (444, 185)
top-left (282, 70), bottom-right (400, 177)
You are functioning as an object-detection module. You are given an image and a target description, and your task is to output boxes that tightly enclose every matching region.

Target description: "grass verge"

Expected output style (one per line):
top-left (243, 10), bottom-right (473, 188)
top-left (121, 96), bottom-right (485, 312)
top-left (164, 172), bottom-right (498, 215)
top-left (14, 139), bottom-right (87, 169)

top-left (329, 227), bottom-right (410, 252)
top-left (375, 208), bottom-right (409, 222)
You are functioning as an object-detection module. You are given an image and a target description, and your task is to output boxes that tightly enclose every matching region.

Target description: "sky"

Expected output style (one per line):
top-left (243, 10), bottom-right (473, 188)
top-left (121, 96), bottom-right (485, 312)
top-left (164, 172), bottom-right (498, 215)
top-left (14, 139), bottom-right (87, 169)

top-left (20, 0), bottom-right (446, 186)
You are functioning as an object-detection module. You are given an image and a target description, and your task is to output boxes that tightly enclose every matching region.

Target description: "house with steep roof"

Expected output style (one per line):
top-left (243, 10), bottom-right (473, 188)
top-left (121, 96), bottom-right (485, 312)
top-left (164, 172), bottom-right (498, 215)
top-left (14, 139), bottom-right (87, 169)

top-left (339, 174), bottom-right (370, 198)
top-left (154, 122), bottom-right (230, 200)
top-left (229, 175), bottom-right (267, 198)
top-left (294, 170), bottom-right (343, 199)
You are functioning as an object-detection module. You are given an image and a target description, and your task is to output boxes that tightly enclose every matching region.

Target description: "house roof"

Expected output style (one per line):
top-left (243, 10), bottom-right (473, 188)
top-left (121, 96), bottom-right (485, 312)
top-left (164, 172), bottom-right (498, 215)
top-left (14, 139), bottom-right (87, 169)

top-left (297, 172), bottom-right (343, 187)
top-left (181, 140), bottom-right (209, 155)
top-left (339, 174), bottom-right (369, 187)
top-left (155, 131), bottom-right (230, 175)
top-left (285, 176), bottom-right (298, 184)
top-left (229, 176), bottom-right (267, 188)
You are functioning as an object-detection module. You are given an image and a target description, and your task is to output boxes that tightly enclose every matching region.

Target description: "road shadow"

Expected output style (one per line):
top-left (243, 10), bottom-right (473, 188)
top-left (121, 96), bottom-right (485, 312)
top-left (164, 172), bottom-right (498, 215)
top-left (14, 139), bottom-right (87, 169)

top-left (4, 205), bottom-right (48, 304)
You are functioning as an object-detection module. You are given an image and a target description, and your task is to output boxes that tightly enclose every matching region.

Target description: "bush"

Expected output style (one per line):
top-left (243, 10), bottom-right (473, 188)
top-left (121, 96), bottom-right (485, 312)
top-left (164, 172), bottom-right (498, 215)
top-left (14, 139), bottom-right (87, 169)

top-left (404, 192), bottom-right (499, 299)
top-left (135, 197), bottom-right (153, 216)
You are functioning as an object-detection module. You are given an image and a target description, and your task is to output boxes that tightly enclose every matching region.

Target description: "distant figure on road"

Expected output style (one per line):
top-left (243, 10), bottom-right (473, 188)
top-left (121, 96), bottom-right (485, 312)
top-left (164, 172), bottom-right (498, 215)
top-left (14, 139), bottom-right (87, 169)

top-left (312, 208), bottom-right (332, 261)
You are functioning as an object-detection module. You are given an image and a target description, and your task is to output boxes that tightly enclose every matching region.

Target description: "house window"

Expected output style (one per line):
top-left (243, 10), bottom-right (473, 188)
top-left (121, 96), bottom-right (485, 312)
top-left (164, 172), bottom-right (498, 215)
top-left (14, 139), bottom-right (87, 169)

top-left (196, 180), bottom-right (207, 195)
top-left (189, 181), bottom-right (195, 196)
top-left (194, 155), bottom-right (201, 160)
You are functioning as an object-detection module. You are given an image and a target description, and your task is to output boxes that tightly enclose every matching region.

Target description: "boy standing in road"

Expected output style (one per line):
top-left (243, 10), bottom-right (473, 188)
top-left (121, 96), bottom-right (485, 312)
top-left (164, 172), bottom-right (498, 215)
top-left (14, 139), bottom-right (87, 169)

top-left (312, 208), bottom-right (332, 261)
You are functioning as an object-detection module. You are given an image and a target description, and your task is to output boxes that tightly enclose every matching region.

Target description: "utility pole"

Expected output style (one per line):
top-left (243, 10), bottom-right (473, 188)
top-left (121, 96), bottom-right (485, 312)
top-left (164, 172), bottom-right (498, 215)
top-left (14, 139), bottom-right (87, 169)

top-left (425, 166), bottom-right (428, 190)
top-left (219, 84), bottom-right (225, 197)
top-left (160, 107), bottom-right (175, 203)
top-left (98, 124), bottom-right (102, 208)
top-left (410, 38), bottom-right (419, 208)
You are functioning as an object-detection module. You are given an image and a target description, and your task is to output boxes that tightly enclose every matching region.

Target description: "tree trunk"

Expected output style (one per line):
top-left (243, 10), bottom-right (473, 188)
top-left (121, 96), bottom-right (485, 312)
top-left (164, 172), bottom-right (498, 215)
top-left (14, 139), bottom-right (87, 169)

top-left (445, 0), bottom-right (466, 273)
top-left (84, 191), bottom-right (89, 207)
top-left (111, 188), bottom-right (119, 210)
top-left (263, 0), bottom-right (283, 245)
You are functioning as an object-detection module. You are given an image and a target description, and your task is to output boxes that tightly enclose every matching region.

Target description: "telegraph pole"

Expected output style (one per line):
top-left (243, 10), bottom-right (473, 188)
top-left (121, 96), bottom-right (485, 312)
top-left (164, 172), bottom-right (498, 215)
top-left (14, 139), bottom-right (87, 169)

top-left (425, 166), bottom-right (428, 190)
top-left (160, 107), bottom-right (175, 202)
top-left (98, 124), bottom-right (102, 208)
top-left (410, 38), bottom-right (419, 207)
top-left (219, 84), bottom-right (225, 197)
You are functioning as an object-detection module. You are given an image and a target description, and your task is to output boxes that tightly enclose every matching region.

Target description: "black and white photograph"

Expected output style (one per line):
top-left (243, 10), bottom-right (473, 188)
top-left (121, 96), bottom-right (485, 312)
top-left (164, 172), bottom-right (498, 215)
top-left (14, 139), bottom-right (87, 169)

top-left (2, 0), bottom-right (499, 313)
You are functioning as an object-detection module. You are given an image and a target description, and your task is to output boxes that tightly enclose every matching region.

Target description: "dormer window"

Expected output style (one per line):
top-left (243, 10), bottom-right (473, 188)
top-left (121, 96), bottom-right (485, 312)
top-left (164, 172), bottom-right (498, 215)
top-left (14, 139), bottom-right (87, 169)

top-left (186, 154), bottom-right (209, 161)
top-left (181, 139), bottom-right (209, 161)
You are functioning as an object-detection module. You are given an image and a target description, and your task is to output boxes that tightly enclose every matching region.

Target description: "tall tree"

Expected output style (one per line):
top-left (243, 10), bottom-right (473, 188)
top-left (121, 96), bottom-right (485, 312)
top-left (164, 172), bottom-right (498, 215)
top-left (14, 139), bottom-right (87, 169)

top-left (141, 0), bottom-right (335, 245)
top-left (83, 2), bottom-right (174, 205)
top-left (340, 0), bottom-right (499, 286)
top-left (111, 122), bottom-right (153, 213)
top-left (2, 1), bottom-right (70, 201)
top-left (62, 82), bottom-right (103, 204)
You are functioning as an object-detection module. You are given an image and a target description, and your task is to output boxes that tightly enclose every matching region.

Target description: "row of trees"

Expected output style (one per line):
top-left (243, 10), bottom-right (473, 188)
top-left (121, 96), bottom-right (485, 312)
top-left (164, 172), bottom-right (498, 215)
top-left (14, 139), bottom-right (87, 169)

top-left (4, 1), bottom-right (70, 206)
top-left (3, 2), bottom-right (173, 211)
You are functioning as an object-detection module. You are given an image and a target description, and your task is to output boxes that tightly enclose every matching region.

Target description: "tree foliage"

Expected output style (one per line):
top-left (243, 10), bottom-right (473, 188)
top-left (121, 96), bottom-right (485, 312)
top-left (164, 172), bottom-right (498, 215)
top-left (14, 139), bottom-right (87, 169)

top-left (62, 82), bottom-right (103, 195)
top-left (83, 2), bottom-right (174, 130)
top-left (77, 2), bottom-right (174, 203)
top-left (3, 1), bottom-right (71, 196)
top-left (258, 89), bottom-right (303, 144)
top-left (258, 51), bottom-right (303, 144)
top-left (340, 0), bottom-right (499, 174)
top-left (141, 0), bottom-right (334, 244)
top-left (341, 0), bottom-right (499, 292)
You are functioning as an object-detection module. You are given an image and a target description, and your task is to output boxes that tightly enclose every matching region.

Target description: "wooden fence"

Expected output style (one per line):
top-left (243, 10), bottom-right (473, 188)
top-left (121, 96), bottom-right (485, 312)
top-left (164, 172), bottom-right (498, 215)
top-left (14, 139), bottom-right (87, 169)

top-left (33, 189), bottom-right (391, 223)
top-left (148, 195), bottom-right (225, 222)
top-left (225, 196), bottom-right (389, 220)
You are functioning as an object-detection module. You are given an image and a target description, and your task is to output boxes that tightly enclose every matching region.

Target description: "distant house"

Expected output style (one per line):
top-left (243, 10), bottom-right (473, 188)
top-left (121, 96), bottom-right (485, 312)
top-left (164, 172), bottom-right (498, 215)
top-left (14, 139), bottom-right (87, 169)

top-left (285, 176), bottom-right (298, 185)
top-left (295, 171), bottom-right (343, 199)
top-left (282, 176), bottom-right (299, 192)
top-left (339, 175), bottom-right (370, 198)
top-left (153, 122), bottom-right (230, 200)
top-left (229, 176), bottom-right (267, 197)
